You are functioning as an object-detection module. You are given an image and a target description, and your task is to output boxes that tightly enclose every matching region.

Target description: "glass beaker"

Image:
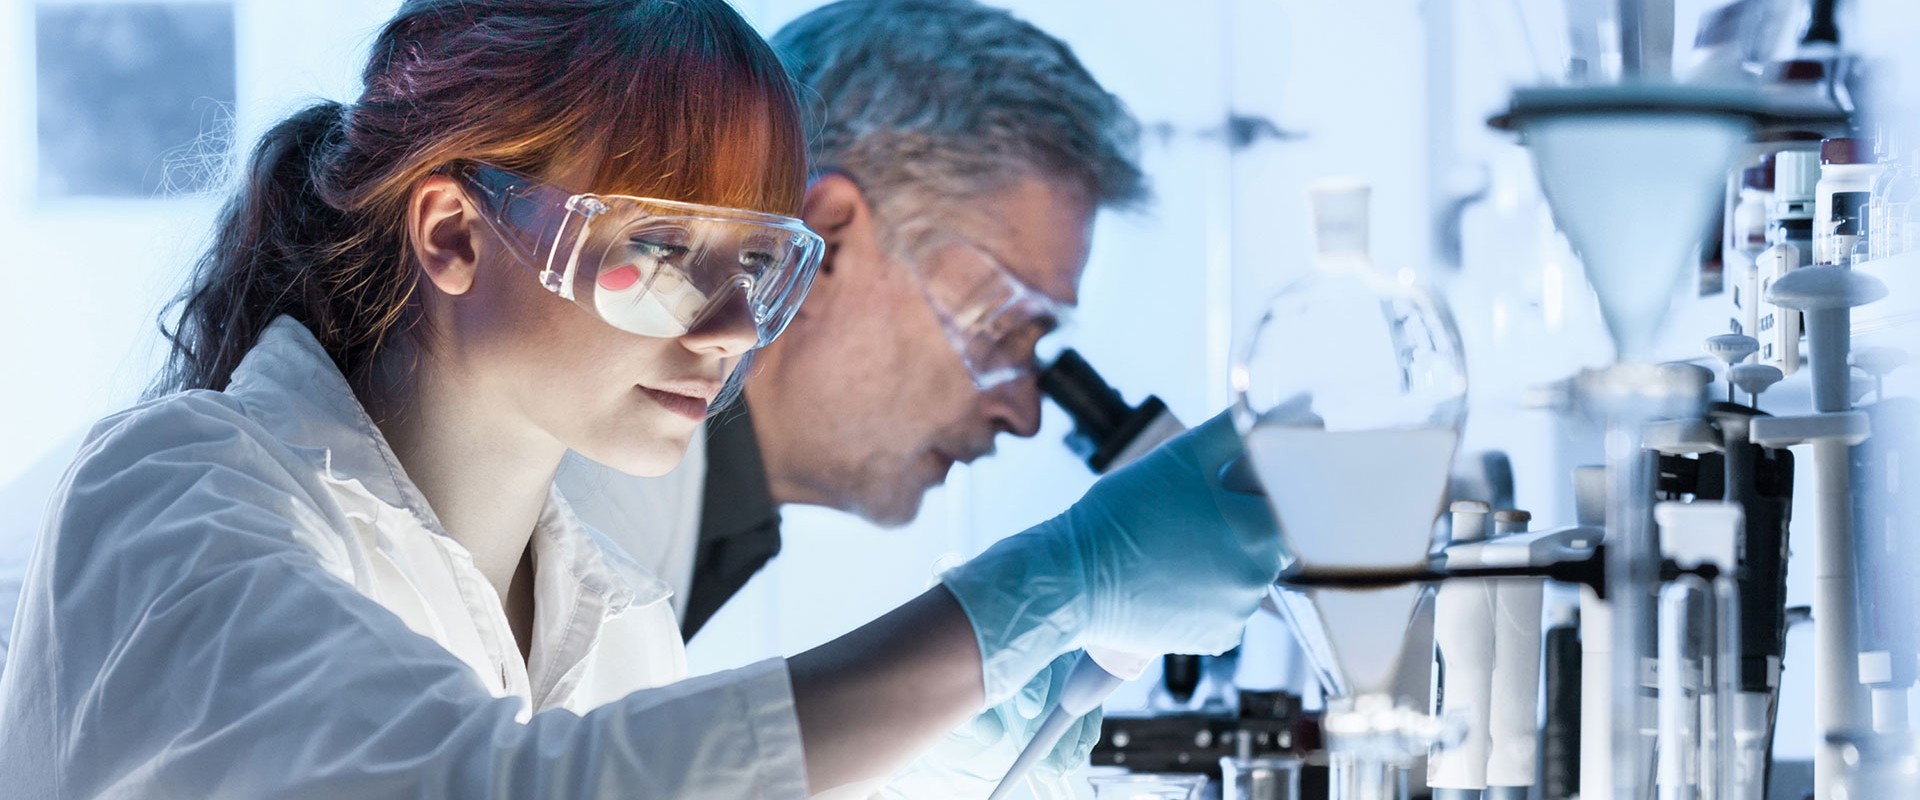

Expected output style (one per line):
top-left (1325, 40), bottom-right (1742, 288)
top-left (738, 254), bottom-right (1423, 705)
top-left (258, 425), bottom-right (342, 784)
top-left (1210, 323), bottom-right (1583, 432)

top-left (1221, 755), bottom-right (1303, 800)
top-left (1085, 772), bottom-right (1206, 800)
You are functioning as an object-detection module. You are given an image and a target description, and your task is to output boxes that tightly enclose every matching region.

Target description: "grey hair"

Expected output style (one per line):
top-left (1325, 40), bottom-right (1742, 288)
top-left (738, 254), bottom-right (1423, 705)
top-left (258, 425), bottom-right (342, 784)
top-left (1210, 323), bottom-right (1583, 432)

top-left (770, 0), bottom-right (1147, 258)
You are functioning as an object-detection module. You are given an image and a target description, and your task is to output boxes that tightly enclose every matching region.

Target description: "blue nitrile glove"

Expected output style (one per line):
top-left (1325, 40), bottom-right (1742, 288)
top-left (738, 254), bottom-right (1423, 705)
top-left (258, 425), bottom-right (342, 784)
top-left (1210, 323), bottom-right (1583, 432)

top-left (939, 409), bottom-right (1285, 707)
top-left (878, 653), bottom-right (1100, 800)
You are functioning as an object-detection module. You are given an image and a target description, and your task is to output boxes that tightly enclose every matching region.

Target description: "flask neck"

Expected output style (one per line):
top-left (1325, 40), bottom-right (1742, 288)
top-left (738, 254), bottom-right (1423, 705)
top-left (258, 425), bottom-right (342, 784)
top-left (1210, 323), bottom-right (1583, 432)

top-left (1313, 249), bottom-right (1375, 274)
top-left (1310, 177), bottom-right (1373, 270)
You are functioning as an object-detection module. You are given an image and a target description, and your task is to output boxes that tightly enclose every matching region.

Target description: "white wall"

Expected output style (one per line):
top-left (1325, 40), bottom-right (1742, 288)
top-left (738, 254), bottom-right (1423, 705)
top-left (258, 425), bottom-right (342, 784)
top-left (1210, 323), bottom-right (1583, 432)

top-left (0, 0), bottom-right (403, 660)
top-left (0, 0), bottom-right (398, 488)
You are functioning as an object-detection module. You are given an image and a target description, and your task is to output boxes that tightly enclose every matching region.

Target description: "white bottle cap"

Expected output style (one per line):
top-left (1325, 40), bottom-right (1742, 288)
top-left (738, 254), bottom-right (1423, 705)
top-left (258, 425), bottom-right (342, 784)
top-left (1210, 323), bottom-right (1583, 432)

top-left (1492, 509), bottom-right (1532, 536)
top-left (1449, 500), bottom-right (1492, 543)
top-left (1774, 150), bottom-right (1821, 203)
top-left (1308, 176), bottom-right (1371, 256)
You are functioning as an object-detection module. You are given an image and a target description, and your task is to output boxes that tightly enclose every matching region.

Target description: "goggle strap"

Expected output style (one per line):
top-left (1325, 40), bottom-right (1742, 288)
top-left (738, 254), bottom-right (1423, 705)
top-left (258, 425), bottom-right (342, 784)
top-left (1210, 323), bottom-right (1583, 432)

top-left (553, 213), bottom-right (595, 301)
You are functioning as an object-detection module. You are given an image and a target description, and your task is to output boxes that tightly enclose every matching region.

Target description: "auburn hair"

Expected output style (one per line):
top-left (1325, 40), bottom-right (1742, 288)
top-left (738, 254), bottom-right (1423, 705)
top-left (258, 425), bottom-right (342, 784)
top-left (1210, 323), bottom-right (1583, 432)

top-left (156, 0), bottom-right (806, 394)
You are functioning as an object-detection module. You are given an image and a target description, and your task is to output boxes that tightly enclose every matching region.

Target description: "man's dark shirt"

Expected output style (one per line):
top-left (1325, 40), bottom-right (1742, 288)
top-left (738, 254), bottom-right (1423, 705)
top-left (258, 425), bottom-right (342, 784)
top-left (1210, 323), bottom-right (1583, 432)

top-left (683, 401), bottom-right (783, 639)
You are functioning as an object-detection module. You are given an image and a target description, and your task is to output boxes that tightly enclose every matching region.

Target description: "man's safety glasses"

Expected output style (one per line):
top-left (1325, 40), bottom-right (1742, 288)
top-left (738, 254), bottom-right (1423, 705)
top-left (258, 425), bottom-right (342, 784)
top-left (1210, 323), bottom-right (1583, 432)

top-left (455, 163), bottom-right (825, 348)
top-left (905, 239), bottom-right (1070, 390)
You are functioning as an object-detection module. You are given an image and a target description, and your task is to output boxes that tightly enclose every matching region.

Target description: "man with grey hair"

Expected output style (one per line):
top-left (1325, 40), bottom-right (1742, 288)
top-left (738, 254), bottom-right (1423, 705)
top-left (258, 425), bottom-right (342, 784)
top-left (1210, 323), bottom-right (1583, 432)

top-left (754, 0), bottom-right (1146, 532)
top-left (559, 0), bottom-right (1146, 793)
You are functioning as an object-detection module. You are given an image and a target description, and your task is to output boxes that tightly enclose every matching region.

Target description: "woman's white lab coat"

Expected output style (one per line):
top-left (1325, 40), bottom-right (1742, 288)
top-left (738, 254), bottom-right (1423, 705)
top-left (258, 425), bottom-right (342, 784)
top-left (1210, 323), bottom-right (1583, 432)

top-left (0, 317), bottom-right (809, 799)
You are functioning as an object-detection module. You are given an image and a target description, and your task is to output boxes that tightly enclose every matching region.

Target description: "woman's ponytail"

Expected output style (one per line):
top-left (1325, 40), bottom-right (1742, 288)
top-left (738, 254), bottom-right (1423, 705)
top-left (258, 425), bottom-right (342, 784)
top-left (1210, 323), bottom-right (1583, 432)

top-left (155, 101), bottom-right (364, 394)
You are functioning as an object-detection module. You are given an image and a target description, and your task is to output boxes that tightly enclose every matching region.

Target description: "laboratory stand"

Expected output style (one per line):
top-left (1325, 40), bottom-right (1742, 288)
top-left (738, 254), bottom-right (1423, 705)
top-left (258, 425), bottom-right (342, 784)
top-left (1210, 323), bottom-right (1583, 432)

top-left (1060, 2), bottom-right (1920, 799)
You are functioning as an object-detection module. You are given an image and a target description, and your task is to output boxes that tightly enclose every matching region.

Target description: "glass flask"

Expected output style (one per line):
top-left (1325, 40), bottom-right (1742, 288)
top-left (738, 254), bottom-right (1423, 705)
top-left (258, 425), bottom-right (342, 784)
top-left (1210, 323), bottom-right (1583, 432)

top-left (1233, 177), bottom-right (1470, 799)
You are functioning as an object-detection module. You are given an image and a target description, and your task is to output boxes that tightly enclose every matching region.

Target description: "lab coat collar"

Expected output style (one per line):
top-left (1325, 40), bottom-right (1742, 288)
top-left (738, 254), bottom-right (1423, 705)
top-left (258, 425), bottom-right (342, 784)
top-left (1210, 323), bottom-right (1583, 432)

top-left (223, 316), bottom-right (673, 621)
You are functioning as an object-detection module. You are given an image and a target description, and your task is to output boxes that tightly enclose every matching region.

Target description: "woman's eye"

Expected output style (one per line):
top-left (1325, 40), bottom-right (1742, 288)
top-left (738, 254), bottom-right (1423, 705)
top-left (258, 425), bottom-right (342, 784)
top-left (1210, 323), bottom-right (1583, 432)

top-left (739, 250), bottom-right (777, 274)
top-left (631, 239), bottom-right (690, 260)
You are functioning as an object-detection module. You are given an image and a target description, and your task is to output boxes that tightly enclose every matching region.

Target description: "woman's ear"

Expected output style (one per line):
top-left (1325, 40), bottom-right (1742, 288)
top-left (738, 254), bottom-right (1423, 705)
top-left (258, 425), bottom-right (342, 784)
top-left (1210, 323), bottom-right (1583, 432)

top-left (407, 175), bottom-right (481, 296)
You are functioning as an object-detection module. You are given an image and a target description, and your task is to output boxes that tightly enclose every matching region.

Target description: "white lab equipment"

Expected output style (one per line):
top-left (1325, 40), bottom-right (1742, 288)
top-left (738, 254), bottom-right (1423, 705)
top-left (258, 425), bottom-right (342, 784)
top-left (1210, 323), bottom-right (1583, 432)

top-left (1429, 502), bottom-right (1496, 800)
top-left (1810, 137), bottom-right (1879, 266)
top-left (1497, 76), bottom-right (1758, 800)
top-left (1756, 150), bottom-right (1821, 375)
top-left (1867, 130), bottom-right (1918, 259)
top-left (1753, 261), bottom-right (1888, 798)
top-left (1729, 362), bottom-right (1785, 406)
top-left (1483, 510), bottom-right (1546, 800)
top-left (1430, 507), bottom-right (1592, 800)
top-left (1235, 177), bottom-right (1468, 799)
top-left (1728, 161), bottom-right (1773, 344)
top-left (1651, 501), bottom-right (1745, 800)
top-left (1705, 334), bottom-right (1761, 402)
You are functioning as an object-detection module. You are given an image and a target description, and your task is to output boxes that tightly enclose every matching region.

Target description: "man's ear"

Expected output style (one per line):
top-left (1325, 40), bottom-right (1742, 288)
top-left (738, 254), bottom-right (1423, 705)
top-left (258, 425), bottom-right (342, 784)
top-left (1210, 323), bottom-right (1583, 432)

top-left (800, 172), bottom-right (873, 277)
top-left (407, 175), bottom-right (481, 296)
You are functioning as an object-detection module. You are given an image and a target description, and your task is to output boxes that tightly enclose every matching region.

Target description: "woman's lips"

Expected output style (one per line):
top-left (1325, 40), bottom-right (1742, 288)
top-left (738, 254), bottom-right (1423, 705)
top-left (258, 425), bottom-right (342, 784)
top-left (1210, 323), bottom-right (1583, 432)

top-left (638, 386), bottom-right (710, 420)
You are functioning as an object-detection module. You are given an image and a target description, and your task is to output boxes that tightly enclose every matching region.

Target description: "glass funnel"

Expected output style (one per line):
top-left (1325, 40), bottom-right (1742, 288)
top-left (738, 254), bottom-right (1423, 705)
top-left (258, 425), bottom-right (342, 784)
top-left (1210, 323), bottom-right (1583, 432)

top-left (1497, 85), bottom-right (1758, 800)
top-left (1233, 177), bottom-right (1468, 797)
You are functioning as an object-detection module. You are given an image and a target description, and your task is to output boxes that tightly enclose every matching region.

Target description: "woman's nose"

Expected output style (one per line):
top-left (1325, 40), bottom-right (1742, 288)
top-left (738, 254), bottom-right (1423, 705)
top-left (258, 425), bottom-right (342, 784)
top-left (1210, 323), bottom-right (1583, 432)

top-left (680, 282), bottom-right (760, 358)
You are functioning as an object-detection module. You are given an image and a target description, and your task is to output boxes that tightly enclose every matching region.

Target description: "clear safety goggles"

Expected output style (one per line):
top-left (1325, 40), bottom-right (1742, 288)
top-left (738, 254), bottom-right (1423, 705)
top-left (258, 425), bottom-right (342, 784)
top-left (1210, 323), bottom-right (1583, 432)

top-left (905, 239), bottom-right (1070, 390)
top-left (455, 163), bottom-right (825, 348)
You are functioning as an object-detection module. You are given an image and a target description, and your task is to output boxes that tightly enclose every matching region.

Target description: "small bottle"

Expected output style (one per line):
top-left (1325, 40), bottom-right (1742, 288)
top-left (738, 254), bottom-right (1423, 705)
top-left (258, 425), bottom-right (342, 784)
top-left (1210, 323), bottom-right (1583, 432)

top-left (1729, 157), bottom-right (1774, 343)
top-left (1868, 127), bottom-right (1918, 261)
top-left (1757, 151), bottom-right (1819, 376)
top-left (1812, 137), bottom-right (1880, 266)
top-left (1902, 199), bottom-right (1920, 260)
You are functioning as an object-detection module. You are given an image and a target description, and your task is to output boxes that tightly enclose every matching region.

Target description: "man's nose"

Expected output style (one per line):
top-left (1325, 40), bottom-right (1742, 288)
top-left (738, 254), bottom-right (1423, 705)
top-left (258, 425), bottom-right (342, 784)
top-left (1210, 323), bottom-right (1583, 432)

top-left (982, 372), bottom-right (1043, 438)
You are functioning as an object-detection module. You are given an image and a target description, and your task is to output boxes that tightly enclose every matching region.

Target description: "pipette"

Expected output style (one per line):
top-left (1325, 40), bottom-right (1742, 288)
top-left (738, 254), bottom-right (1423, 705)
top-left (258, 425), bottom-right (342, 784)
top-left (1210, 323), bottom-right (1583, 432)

top-left (985, 648), bottom-right (1149, 800)
top-left (980, 350), bottom-right (1186, 800)
top-left (997, 349), bottom-right (1258, 799)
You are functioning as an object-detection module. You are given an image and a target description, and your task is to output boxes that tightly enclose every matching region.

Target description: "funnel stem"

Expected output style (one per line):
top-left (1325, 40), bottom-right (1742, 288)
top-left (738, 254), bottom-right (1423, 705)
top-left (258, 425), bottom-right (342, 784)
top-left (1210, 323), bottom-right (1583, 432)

top-left (1607, 416), bottom-right (1660, 800)
top-left (1332, 753), bottom-right (1406, 800)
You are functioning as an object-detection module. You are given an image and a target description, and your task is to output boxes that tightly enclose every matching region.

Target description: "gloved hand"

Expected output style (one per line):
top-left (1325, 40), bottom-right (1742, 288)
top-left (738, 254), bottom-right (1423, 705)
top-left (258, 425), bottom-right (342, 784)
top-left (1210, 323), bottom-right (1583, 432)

top-left (940, 409), bottom-right (1284, 706)
top-left (877, 653), bottom-right (1100, 800)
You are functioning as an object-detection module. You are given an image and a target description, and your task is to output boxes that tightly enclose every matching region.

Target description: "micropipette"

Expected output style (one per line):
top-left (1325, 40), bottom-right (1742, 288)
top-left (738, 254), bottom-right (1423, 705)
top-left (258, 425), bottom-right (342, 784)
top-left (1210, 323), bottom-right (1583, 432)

top-left (985, 648), bottom-right (1148, 800)
top-left (1010, 350), bottom-right (1287, 798)
top-left (980, 352), bottom-right (1183, 800)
